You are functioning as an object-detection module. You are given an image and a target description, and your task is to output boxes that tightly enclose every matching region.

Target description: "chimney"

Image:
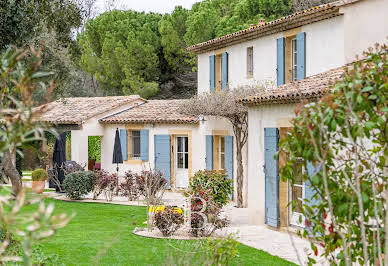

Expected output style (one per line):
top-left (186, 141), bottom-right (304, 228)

top-left (258, 19), bottom-right (265, 26)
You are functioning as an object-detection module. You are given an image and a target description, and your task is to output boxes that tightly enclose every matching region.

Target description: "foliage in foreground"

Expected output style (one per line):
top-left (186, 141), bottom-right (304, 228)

top-left (280, 44), bottom-right (388, 265)
top-left (0, 188), bottom-right (72, 265)
top-left (0, 47), bottom-right (54, 196)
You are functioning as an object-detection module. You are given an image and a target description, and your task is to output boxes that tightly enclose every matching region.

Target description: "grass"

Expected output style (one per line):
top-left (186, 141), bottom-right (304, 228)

top-left (17, 196), bottom-right (295, 266)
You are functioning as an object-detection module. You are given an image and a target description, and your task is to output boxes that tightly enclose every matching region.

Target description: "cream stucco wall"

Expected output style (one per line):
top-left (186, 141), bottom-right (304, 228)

top-left (197, 16), bottom-right (345, 92)
top-left (341, 0), bottom-right (388, 63)
top-left (70, 100), bottom-right (144, 167)
top-left (303, 15), bottom-right (345, 77)
top-left (69, 112), bottom-right (247, 204)
top-left (197, 0), bottom-right (388, 93)
top-left (247, 104), bottom-right (296, 225)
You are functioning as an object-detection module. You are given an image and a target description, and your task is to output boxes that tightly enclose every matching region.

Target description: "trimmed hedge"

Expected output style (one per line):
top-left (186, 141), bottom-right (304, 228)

top-left (31, 168), bottom-right (48, 181)
top-left (63, 171), bottom-right (95, 200)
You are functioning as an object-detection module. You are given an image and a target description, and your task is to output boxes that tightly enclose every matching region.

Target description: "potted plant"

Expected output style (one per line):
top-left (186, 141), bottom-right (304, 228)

top-left (31, 168), bottom-right (48, 194)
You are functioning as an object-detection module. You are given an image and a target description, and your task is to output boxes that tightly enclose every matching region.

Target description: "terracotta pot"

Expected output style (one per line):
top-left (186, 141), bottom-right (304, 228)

top-left (32, 180), bottom-right (45, 194)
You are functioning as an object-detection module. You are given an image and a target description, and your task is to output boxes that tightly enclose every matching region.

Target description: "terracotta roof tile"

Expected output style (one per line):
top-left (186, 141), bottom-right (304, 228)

top-left (239, 66), bottom-right (346, 105)
top-left (100, 100), bottom-right (199, 124)
top-left (37, 96), bottom-right (143, 124)
top-left (187, 0), bottom-right (360, 54)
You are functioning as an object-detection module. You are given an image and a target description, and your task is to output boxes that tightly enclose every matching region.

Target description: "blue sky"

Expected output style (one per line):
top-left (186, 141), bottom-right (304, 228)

top-left (95, 0), bottom-right (201, 14)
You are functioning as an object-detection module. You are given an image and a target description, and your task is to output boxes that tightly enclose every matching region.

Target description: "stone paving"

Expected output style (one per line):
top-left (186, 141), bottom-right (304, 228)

top-left (223, 204), bottom-right (327, 265)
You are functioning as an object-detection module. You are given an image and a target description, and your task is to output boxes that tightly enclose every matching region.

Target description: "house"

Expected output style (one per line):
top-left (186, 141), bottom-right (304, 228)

top-left (38, 96), bottom-right (237, 193)
top-left (188, 0), bottom-right (388, 229)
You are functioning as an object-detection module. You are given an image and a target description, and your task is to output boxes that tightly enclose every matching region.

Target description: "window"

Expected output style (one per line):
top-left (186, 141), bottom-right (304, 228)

top-left (247, 47), bottom-right (253, 78)
top-left (130, 130), bottom-right (141, 159)
top-left (291, 38), bottom-right (297, 82)
top-left (290, 159), bottom-right (305, 227)
top-left (176, 136), bottom-right (188, 169)
top-left (219, 136), bottom-right (225, 170)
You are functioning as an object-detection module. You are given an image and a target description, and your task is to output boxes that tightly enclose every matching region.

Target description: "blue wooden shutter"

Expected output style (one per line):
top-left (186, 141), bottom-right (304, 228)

top-left (224, 136), bottom-right (233, 180)
top-left (296, 32), bottom-right (306, 80)
top-left (305, 161), bottom-right (321, 208)
top-left (140, 129), bottom-right (149, 161)
top-left (221, 52), bottom-right (228, 90)
top-left (154, 135), bottom-right (171, 188)
top-left (206, 135), bottom-right (213, 170)
top-left (209, 55), bottom-right (215, 91)
top-left (276, 38), bottom-right (285, 86)
top-left (305, 161), bottom-right (322, 235)
top-left (119, 129), bottom-right (128, 161)
top-left (264, 128), bottom-right (279, 227)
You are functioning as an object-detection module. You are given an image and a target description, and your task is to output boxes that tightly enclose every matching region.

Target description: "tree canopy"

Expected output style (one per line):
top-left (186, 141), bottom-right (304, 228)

top-left (77, 0), bottom-right (297, 98)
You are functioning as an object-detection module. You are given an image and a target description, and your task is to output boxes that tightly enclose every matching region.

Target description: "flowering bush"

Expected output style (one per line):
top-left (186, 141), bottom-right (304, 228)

top-left (154, 206), bottom-right (184, 236)
top-left (187, 170), bottom-right (233, 207)
top-left (189, 189), bottom-right (228, 237)
top-left (120, 171), bottom-right (141, 201)
top-left (137, 170), bottom-right (167, 204)
top-left (92, 170), bottom-right (117, 201)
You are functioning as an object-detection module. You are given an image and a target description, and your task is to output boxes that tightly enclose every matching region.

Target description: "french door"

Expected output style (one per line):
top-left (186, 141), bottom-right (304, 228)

top-left (290, 162), bottom-right (305, 227)
top-left (175, 136), bottom-right (189, 188)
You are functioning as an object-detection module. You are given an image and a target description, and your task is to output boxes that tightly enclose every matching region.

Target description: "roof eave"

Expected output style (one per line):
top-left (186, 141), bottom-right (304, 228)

top-left (187, 6), bottom-right (342, 54)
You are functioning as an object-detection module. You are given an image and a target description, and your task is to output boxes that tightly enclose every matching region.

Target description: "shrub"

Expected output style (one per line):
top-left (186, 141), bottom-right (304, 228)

top-left (31, 168), bottom-right (48, 181)
top-left (92, 170), bottom-right (117, 201)
top-left (187, 170), bottom-right (233, 207)
top-left (138, 170), bottom-right (167, 204)
top-left (63, 171), bottom-right (95, 200)
top-left (120, 171), bottom-right (141, 201)
top-left (154, 206), bottom-right (184, 236)
top-left (189, 189), bottom-right (229, 237)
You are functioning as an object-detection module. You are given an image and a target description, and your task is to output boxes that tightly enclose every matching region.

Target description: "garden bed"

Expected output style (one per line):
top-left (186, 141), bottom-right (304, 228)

top-left (133, 226), bottom-right (229, 240)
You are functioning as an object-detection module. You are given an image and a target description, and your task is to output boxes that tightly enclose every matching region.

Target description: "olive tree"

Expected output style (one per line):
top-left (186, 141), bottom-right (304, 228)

top-left (0, 47), bottom-right (53, 196)
top-left (280, 43), bottom-right (388, 265)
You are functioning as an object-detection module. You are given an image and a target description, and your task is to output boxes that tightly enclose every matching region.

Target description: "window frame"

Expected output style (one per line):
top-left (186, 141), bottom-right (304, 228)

top-left (130, 130), bottom-right (141, 160)
top-left (176, 136), bottom-right (189, 170)
top-left (247, 46), bottom-right (254, 78)
top-left (291, 38), bottom-right (298, 82)
top-left (219, 136), bottom-right (225, 170)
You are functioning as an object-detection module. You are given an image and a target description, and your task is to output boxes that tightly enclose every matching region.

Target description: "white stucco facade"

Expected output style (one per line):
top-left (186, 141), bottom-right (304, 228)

top-left (247, 104), bottom-right (296, 225)
top-left (341, 0), bottom-right (388, 63)
top-left (194, 0), bottom-right (388, 225)
top-left (70, 100), bottom-right (144, 167)
top-left (196, 0), bottom-right (388, 94)
top-left (69, 110), bottom-right (247, 203)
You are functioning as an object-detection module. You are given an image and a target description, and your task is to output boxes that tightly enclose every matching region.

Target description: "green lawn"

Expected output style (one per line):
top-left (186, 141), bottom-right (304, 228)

top-left (20, 198), bottom-right (294, 266)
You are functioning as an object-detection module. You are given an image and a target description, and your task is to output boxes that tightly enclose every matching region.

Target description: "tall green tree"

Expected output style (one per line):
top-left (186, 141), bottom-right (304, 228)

top-left (78, 10), bottom-right (162, 98)
top-left (159, 6), bottom-right (194, 73)
top-left (0, 0), bottom-right (83, 102)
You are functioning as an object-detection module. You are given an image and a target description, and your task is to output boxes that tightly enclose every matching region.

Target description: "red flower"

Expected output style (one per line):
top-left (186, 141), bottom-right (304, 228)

top-left (305, 219), bottom-right (311, 227)
top-left (328, 224), bottom-right (333, 233)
